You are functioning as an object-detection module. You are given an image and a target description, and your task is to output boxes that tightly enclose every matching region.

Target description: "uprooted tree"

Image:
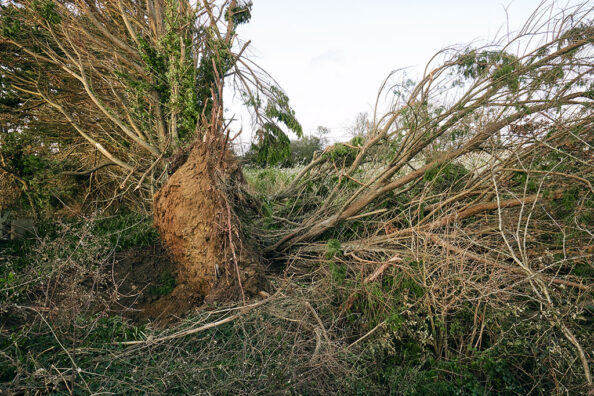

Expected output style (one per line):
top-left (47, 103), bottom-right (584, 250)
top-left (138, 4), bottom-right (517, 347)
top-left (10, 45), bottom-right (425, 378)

top-left (0, 0), bottom-right (301, 299)
top-left (1, 0), bottom-right (592, 390)
top-left (257, 5), bottom-right (593, 386)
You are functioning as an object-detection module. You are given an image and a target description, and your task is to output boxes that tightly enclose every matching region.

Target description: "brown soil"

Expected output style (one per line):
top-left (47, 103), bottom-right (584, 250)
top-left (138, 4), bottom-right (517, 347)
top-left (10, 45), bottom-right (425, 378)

top-left (110, 244), bottom-right (202, 324)
top-left (153, 145), bottom-right (224, 297)
top-left (153, 145), bottom-right (267, 308)
top-left (110, 242), bottom-right (267, 325)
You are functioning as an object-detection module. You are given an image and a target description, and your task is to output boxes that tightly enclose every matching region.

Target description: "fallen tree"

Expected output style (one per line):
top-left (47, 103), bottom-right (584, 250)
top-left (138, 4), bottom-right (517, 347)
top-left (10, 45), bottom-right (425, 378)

top-left (0, 0), bottom-right (301, 300)
top-left (261, 4), bottom-right (593, 389)
top-left (1, 2), bottom-right (592, 393)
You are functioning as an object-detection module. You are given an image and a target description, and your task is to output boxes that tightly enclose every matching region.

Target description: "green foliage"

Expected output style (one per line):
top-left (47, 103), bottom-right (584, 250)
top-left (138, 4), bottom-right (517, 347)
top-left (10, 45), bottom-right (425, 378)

top-left (33, 0), bottom-right (60, 25)
top-left (94, 210), bottom-right (159, 250)
top-left (324, 136), bottom-right (363, 165)
top-left (558, 23), bottom-right (594, 49)
top-left (456, 49), bottom-right (520, 90)
top-left (572, 262), bottom-right (594, 278)
top-left (265, 86), bottom-right (303, 138)
top-left (86, 315), bottom-right (147, 345)
top-left (196, 37), bottom-right (233, 115)
top-left (251, 123), bottom-right (292, 166)
top-left (329, 261), bottom-right (347, 284)
top-left (108, 0), bottom-right (280, 155)
top-left (0, 130), bottom-right (78, 215)
top-left (243, 166), bottom-right (296, 197)
top-left (325, 238), bottom-right (342, 259)
top-left (561, 187), bottom-right (580, 212)
top-left (0, 219), bottom-right (110, 309)
top-left (327, 144), bottom-right (351, 161)
top-left (2, 4), bottom-right (592, 394)
top-left (512, 171), bottom-right (538, 193)
top-left (124, 1), bottom-right (204, 145)
top-left (244, 135), bottom-right (323, 167)
top-left (0, 4), bottom-right (24, 40)
top-left (351, 298), bottom-right (553, 395)
top-left (449, 125), bottom-right (470, 141)
top-left (289, 135), bottom-right (323, 165)
top-left (149, 272), bottom-right (176, 297)
top-left (1, 132), bottom-right (47, 176)
top-left (2, 212), bottom-right (589, 394)
top-left (248, 86), bottom-right (303, 166)
top-left (0, 315), bottom-right (146, 385)
top-left (0, 212), bottom-right (158, 310)
top-left (225, 0), bottom-right (253, 25)
top-left (423, 161), bottom-right (468, 191)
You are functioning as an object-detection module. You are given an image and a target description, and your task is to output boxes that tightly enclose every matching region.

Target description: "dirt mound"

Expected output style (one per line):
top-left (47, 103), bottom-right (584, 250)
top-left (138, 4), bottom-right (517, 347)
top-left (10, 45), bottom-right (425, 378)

top-left (153, 145), bottom-right (267, 307)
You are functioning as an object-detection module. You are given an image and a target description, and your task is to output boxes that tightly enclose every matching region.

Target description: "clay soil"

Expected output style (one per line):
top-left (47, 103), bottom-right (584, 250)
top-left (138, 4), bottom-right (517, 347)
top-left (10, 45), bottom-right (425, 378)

top-left (153, 145), bottom-right (226, 298)
top-left (153, 145), bottom-right (267, 307)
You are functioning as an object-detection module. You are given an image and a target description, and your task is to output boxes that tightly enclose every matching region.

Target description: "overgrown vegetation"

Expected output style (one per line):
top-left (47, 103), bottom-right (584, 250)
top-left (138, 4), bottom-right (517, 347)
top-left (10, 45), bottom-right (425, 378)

top-left (0, 0), bottom-right (301, 206)
top-left (1, 1), bottom-right (593, 395)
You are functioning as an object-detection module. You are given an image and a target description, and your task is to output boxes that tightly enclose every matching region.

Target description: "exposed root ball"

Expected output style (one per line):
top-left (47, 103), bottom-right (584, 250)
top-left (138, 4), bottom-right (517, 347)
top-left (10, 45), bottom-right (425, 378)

top-left (154, 146), bottom-right (267, 304)
top-left (153, 146), bottom-right (225, 298)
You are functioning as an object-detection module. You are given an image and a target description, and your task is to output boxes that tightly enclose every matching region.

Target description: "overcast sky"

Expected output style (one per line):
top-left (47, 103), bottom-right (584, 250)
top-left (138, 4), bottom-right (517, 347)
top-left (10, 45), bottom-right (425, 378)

top-left (230, 0), bottom-right (582, 147)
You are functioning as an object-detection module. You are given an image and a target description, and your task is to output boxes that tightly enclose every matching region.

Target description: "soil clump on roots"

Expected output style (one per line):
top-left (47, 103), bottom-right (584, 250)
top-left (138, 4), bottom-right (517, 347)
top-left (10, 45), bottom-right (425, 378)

top-left (153, 145), bottom-right (267, 312)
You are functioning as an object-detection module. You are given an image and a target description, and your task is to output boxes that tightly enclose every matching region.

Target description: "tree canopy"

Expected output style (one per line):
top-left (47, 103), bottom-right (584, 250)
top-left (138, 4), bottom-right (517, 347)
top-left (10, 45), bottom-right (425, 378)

top-left (0, 0), bottom-right (301, 210)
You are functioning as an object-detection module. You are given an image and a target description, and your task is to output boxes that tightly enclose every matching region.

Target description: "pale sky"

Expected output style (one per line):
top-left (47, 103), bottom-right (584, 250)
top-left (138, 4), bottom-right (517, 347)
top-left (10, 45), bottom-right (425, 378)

top-left (230, 0), bottom-right (583, 147)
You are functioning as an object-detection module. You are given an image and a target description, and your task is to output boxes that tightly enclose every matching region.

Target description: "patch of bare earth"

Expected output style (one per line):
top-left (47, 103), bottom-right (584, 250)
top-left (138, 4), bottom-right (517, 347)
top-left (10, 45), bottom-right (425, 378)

top-left (110, 244), bottom-right (201, 325)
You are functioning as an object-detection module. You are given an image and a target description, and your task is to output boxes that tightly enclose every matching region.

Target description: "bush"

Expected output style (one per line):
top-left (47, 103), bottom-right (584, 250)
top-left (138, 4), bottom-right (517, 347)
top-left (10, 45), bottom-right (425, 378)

top-left (243, 135), bottom-right (324, 167)
top-left (243, 166), bottom-right (298, 197)
top-left (290, 135), bottom-right (324, 165)
top-left (0, 211), bottom-right (158, 316)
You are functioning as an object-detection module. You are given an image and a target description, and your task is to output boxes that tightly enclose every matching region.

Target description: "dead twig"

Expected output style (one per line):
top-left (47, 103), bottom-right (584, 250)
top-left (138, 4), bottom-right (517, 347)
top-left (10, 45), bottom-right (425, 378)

top-left (116, 291), bottom-right (280, 346)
